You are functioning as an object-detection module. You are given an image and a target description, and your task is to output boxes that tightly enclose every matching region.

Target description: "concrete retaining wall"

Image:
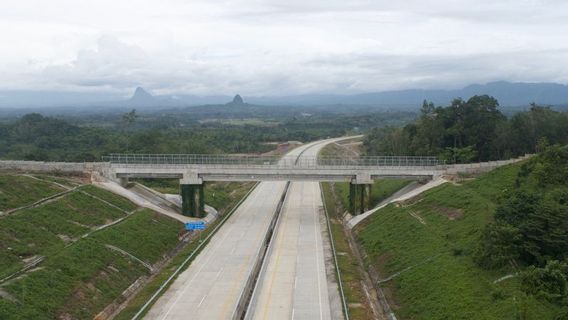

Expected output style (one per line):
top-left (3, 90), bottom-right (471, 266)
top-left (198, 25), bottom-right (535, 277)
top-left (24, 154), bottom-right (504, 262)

top-left (444, 154), bottom-right (532, 175)
top-left (0, 160), bottom-right (108, 174)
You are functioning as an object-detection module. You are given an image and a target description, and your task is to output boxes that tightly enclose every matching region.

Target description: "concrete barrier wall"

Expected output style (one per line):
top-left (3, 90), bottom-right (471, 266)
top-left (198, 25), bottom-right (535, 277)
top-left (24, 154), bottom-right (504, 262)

top-left (444, 154), bottom-right (532, 175)
top-left (0, 160), bottom-right (108, 174)
top-left (236, 181), bottom-right (291, 319)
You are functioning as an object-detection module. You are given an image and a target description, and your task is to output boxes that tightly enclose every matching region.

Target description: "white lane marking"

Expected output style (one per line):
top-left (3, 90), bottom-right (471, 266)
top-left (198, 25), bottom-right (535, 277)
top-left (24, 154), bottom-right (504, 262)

top-left (159, 186), bottom-right (264, 320)
top-left (198, 294), bottom-right (207, 308)
top-left (216, 267), bottom-right (224, 280)
top-left (159, 223), bottom-right (233, 319)
top-left (291, 307), bottom-right (295, 320)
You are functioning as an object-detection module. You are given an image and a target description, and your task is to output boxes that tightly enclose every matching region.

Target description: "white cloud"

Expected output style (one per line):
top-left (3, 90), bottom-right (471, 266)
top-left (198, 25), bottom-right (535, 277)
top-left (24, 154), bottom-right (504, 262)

top-left (0, 0), bottom-right (567, 95)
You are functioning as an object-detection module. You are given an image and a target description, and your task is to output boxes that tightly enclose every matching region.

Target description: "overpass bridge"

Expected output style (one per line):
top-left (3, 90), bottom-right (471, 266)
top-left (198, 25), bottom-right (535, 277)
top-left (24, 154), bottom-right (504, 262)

top-left (104, 154), bottom-right (445, 217)
top-left (105, 154), bottom-right (444, 182)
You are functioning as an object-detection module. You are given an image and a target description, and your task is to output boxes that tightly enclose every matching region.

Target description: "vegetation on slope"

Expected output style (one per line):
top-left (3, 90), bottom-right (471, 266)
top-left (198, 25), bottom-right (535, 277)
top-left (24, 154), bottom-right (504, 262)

top-left (353, 147), bottom-right (568, 319)
top-left (0, 209), bottom-right (183, 320)
top-left (475, 145), bottom-right (568, 312)
top-left (0, 170), bottom-right (256, 319)
top-left (80, 184), bottom-right (138, 211)
top-left (0, 174), bottom-right (65, 211)
top-left (0, 189), bottom-right (131, 279)
top-left (0, 173), bottom-right (190, 319)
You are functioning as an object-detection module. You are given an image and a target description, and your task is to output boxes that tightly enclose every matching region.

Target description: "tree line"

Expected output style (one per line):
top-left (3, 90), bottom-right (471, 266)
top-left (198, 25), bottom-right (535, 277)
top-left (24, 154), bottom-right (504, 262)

top-left (0, 112), bottom-right (347, 161)
top-left (363, 95), bottom-right (568, 163)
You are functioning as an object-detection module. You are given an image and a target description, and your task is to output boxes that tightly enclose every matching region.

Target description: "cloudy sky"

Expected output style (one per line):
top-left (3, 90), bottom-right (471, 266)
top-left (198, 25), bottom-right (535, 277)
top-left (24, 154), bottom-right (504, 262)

top-left (1, 0), bottom-right (567, 96)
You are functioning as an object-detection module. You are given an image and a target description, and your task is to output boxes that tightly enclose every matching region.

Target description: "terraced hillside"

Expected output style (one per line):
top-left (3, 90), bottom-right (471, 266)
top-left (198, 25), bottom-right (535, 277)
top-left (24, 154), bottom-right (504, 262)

top-left (0, 173), bottom-right (186, 319)
top-left (0, 174), bottom-right (69, 212)
top-left (0, 173), bottom-right (255, 319)
top-left (353, 160), bottom-right (566, 319)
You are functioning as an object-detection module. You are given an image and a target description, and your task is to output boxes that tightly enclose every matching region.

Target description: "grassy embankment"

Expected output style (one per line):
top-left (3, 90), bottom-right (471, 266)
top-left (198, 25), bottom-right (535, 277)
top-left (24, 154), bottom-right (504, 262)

top-left (0, 174), bottom-right (66, 211)
top-left (0, 173), bottom-right (253, 319)
top-left (353, 163), bottom-right (563, 319)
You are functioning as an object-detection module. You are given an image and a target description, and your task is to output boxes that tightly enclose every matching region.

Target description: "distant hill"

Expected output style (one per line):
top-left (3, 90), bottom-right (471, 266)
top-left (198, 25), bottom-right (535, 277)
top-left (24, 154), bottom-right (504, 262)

top-left (127, 87), bottom-right (156, 106)
top-left (247, 81), bottom-right (568, 107)
top-left (1, 81), bottom-right (568, 109)
top-left (227, 94), bottom-right (245, 106)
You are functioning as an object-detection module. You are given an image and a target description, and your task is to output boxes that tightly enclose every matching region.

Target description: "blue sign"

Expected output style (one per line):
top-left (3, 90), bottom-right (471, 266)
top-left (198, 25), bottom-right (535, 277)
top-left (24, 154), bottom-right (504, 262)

top-left (185, 221), bottom-right (206, 231)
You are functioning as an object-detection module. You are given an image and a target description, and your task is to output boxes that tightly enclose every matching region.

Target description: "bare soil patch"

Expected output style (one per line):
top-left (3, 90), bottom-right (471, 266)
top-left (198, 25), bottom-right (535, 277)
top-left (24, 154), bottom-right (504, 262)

top-left (432, 206), bottom-right (464, 220)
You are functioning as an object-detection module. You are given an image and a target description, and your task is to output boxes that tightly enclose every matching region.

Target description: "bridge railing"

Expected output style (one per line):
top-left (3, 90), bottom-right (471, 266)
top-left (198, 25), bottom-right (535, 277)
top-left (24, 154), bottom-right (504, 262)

top-left (103, 154), bottom-right (444, 168)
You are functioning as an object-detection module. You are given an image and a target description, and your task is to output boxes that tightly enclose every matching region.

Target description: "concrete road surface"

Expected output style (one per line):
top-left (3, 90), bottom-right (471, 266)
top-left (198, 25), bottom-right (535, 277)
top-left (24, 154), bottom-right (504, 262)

top-left (144, 181), bottom-right (287, 319)
top-left (246, 139), bottom-right (345, 320)
top-left (144, 139), bottom-right (340, 320)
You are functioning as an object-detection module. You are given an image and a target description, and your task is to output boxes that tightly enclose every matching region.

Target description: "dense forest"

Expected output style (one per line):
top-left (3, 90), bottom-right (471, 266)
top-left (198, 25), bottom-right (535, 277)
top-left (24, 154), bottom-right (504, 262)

top-left (0, 113), bottom-right (273, 161)
top-left (0, 110), bottom-right (413, 161)
top-left (363, 95), bottom-right (568, 163)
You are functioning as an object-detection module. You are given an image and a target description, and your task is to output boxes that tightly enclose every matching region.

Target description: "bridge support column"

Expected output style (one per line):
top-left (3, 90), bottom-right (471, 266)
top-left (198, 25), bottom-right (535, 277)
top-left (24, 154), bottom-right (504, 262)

top-left (180, 172), bottom-right (204, 218)
top-left (119, 177), bottom-right (129, 187)
top-left (349, 173), bottom-right (373, 215)
top-left (349, 184), bottom-right (372, 215)
top-left (180, 184), bottom-right (204, 217)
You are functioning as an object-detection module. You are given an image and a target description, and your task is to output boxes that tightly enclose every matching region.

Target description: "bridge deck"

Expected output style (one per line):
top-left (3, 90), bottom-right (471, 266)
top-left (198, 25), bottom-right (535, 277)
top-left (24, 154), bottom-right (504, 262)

top-left (107, 154), bottom-right (445, 182)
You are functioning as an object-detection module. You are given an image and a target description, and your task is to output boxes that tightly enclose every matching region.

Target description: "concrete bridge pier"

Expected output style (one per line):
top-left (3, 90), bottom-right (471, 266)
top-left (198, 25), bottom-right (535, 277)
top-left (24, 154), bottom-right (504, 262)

top-left (349, 174), bottom-right (373, 215)
top-left (119, 177), bottom-right (129, 187)
top-left (180, 172), bottom-right (205, 218)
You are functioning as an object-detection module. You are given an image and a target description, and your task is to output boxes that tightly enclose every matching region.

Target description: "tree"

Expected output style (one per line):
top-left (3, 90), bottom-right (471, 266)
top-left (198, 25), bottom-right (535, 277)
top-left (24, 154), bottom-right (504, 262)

top-left (476, 146), bottom-right (568, 270)
top-left (122, 109), bottom-right (138, 152)
top-left (475, 222), bottom-right (522, 269)
top-left (521, 260), bottom-right (568, 303)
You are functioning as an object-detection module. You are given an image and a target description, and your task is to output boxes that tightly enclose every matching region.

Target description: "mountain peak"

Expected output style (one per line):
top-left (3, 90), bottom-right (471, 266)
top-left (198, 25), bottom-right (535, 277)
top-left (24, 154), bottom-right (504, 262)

top-left (131, 87), bottom-right (153, 101)
top-left (231, 94), bottom-right (244, 105)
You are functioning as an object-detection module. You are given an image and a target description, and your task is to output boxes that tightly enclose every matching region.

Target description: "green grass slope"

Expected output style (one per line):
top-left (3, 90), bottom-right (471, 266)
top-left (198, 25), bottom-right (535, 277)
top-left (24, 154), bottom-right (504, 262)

top-left (0, 209), bottom-right (183, 320)
top-left (0, 190), bottom-right (131, 278)
top-left (0, 174), bottom-right (65, 211)
top-left (0, 172), bottom-right (255, 319)
top-left (0, 173), bottom-right (187, 319)
top-left (354, 164), bottom-right (563, 319)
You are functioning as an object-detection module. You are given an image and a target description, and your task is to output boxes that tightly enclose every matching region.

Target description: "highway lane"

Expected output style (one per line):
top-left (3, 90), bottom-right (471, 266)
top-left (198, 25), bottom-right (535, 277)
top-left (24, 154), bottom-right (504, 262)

top-left (144, 140), bottom-right (330, 320)
top-left (144, 181), bottom-right (287, 319)
top-left (247, 139), bottom-right (344, 320)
